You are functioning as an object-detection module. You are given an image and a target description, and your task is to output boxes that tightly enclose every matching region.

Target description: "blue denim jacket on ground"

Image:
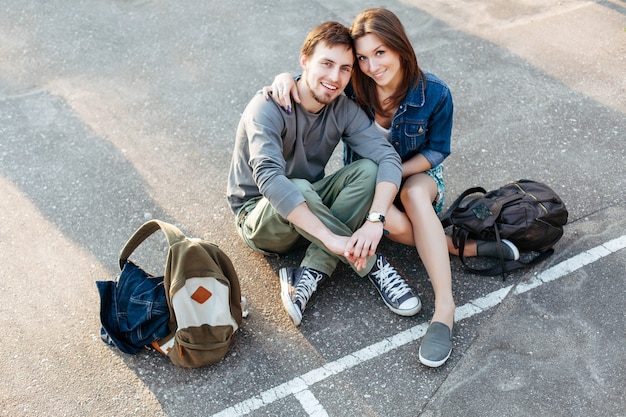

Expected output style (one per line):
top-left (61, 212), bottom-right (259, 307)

top-left (97, 260), bottom-right (170, 354)
top-left (344, 72), bottom-right (453, 168)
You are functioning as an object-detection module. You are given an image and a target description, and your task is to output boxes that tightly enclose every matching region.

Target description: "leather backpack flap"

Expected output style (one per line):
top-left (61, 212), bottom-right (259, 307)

top-left (513, 180), bottom-right (569, 227)
top-left (502, 181), bottom-right (568, 252)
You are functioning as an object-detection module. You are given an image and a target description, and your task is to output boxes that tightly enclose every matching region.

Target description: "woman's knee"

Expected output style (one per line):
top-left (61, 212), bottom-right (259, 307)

top-left (400, 176), bottom-right (437, 211)
top-left (400, 184), bottom-right (430, 206)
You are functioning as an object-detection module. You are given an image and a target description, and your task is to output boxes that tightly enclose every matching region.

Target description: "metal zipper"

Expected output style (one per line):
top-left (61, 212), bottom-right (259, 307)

top-left (512, 182), bottom-right (548, 214)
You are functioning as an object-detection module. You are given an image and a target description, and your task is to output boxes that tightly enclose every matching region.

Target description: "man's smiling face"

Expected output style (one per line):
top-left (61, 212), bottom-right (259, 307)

top-left (299, 42), bottom-right (354, 111)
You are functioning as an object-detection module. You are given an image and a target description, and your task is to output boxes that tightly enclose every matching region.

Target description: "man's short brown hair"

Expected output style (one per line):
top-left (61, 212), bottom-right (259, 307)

top-left (300, 21), bottom-right (353, 59)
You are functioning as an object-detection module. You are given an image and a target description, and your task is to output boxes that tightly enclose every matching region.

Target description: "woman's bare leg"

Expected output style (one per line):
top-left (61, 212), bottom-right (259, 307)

top-left (386, 174), bottom-right (455, 329)
top-left (386, 205), bottom-right (479, 258)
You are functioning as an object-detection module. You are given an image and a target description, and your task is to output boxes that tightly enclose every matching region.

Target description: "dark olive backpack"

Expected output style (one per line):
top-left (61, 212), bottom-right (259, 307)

top-left (440, 180), bottom-right (569, 277)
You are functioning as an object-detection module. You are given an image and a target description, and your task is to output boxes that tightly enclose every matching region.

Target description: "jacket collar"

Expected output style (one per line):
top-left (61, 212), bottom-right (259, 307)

top-left (402, 75), bottom-right (426, 108)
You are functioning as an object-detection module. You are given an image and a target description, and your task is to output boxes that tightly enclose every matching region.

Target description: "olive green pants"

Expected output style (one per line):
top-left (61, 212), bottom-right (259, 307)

top-left (236, 159), bottom-right (378, 277)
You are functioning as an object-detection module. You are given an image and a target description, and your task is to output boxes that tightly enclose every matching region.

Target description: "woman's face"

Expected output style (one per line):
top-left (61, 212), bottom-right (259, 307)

top-left (354, 33), bottom-right (402, 90)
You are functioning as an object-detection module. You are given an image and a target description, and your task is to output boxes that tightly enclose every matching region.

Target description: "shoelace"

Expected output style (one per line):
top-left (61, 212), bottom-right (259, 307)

top-left (371, 257), bottom-right (412, 302)
top-left (294, 269), bottom-right (323, 306)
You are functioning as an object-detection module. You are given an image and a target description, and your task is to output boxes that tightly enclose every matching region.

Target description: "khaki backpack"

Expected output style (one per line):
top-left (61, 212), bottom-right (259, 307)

top-left (119, 220), bottom-right (243, 367)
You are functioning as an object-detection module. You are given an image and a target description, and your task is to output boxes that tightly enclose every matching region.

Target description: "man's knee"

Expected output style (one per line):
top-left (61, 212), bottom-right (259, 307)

top-left (347, 159), bottom-right (378, 195)
top-left (351, 159), bottom-right (378, 178)
top-left (290, 178), bottom-right (314, 192)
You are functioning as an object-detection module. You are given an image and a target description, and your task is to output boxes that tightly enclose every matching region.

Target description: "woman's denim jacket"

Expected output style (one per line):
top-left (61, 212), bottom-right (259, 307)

top-left (344, 72), bottom-right (453, 168)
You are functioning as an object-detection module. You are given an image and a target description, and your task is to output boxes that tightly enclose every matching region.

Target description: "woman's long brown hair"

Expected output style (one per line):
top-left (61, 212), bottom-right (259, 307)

top-left (350, 8), bottom-right (424, 117)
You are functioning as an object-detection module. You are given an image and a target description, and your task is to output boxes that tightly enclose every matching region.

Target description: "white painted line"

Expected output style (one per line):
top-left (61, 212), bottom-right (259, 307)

top-left (294, 389), bottom-right (329, 417)
top-left (212, 236), bottom-right (626, 417)
top-left (514, 235), bottom-right (626, 295)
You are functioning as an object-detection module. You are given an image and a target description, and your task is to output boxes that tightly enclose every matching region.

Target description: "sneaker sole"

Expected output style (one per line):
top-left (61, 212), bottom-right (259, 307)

top-left (502, 239), bottom-right (520, 260)
top-left (391, 298), bottom-right (422, 317)
top-left (368, 277), bottom-right (422, 317)
top-left (279, 268), bottom-right (303, 326)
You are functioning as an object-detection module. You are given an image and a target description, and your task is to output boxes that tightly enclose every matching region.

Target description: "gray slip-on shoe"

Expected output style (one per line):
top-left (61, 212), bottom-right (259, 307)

top-left (419, 321), bottom-right (452, 367)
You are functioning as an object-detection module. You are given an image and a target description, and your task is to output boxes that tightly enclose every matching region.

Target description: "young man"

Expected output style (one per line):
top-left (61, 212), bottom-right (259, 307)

top-left (227, 21), bottom-right (420, 326)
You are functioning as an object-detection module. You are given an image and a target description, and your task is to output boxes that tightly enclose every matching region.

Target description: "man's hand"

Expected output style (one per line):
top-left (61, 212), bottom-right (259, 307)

top-left (344, 221), bottom-right (385, 271)
top-left (315, 233), bottom-right (371, 271)
top-left (286, 203), bottom-right (370, 269)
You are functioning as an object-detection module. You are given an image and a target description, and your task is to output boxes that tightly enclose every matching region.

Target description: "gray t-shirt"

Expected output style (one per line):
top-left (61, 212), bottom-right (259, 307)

top-left (227, 90), bottom-right (402, 218)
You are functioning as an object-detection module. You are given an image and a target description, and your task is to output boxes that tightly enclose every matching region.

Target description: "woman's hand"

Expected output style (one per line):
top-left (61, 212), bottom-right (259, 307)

top-left (262, 72), bottom-right (300, 113)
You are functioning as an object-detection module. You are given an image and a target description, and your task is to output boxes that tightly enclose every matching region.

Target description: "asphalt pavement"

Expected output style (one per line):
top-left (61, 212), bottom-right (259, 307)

top-left (1, 0), bottom-right (625, 416)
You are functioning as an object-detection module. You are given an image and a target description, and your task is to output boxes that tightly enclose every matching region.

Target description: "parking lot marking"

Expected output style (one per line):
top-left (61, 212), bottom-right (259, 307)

top-left (514, 235), bottom-right (626, 295)
top-left (294, 389), bottom-right (329, 417)
top-left (211, 235), bottom-right (626, 417)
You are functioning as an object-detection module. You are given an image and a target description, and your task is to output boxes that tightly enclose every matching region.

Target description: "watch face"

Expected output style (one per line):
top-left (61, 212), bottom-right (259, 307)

top-left (368, 212), bottom-right (384, 222)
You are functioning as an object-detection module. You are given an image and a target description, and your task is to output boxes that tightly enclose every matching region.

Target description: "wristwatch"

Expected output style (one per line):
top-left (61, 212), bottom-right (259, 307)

top-left (366, 212), bottom-right (386, 225)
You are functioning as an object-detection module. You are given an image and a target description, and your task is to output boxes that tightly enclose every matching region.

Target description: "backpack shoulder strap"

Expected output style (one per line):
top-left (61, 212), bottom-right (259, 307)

top-left (440, 186), bottom-right (486, 228)
top-left (118, 220), bottom-right (187, 270)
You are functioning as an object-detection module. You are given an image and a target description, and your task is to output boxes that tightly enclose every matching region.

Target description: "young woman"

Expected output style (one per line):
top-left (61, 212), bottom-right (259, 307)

top-left (265, 8), bottom-right (519, 368)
